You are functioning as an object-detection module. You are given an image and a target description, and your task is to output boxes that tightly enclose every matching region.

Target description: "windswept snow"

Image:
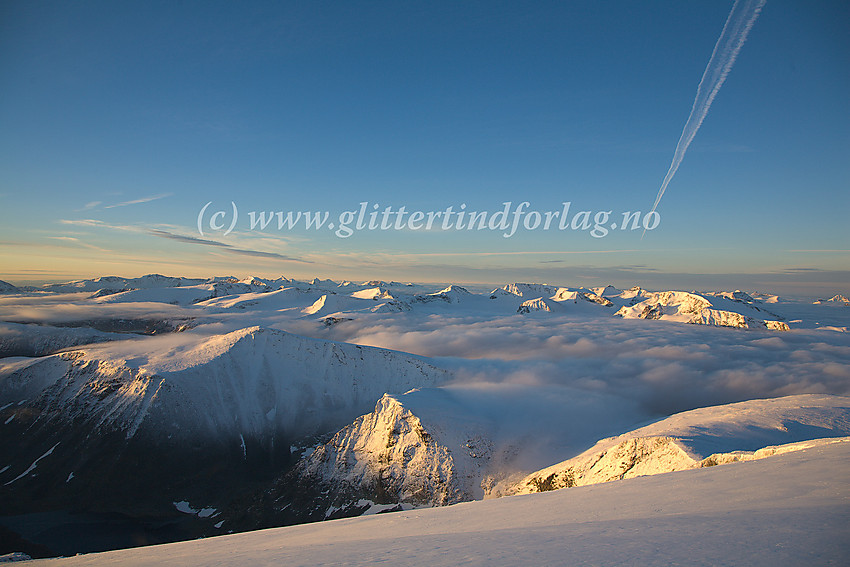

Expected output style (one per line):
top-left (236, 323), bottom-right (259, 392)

top-left (509, 394), bottom-right (850, 495)
top-left (293, 383), bottom-right (646, 511)
top-left (294, 392), bottom-right (850, 512)
top-left (0, 324), bottom-right (450, 548)
top-left (24, 441), bottom-right (850, 567)
top-left (0, 326), bottom-right (449, 443)
top-left (3, 442), bottom-right (59, 486)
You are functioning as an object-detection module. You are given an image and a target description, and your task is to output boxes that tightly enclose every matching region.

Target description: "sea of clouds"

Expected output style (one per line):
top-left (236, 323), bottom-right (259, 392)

top-left (308, 312), bottom-right (850, 416)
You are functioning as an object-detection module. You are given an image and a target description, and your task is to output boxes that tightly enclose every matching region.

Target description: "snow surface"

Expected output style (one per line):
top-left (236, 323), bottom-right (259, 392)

top-left (26, 441), bottom-right (850, 566)
top-left (1, 275), bottom-right (848, 560)
top-left (615, 290), bottom-right (789, 330)
top-left (294, 391), bottom-right (850, 516)
top-left (0, 326), bottom-right (449, 443)
top-left (298, 383), bottom-right (648, 508)
top-left (3, 442), bottom-right (59, 486)
top-left (509, 394), bottom-right (850, 495)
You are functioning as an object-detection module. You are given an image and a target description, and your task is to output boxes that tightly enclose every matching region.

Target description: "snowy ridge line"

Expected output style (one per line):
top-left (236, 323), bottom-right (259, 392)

top-left (508, 394), bottom-right (850, 495)
top-left (0, 326), bottom-right (450, 442)
top-left (0, 275), bottom-right (847, 558)
top-left (510, 436), bottom-right (850, 495)
top-left (614, 290), bottom-right (790, 330)
top-left (0, 324), bottom-right (453, 545)
top-left (284, 393), bottom-right (850, 514)
top-left (4, 274), bottom-right (845, 333)
top-left (296, 393), bottom-right (473, 510)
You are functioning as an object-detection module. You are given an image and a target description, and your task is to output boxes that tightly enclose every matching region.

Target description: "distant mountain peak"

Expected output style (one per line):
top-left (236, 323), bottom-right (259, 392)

top-left (814, 294), bottom-right (850, 305)
top-left (0, 279), bottom-right (20, 294)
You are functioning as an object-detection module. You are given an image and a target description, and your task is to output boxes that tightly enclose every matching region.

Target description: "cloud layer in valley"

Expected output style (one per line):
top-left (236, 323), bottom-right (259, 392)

top-left (315, 312), bottom-right (850, 416)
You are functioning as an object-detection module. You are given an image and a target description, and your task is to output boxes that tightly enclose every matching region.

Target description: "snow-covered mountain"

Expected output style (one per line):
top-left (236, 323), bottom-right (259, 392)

top-left (31, 274), bottom-right (204, 294)
top-left (0, 326), bottom-right (447, 442)
top-left (498, 283), bottom-right (613, 309)
top-left (230, 383), bottom-right (645, 526)
top-left (0, 321), bottom-right (128, 358)
top-left (8, 274), bottom-right (844, 331)
top-left (0, 280), bottom-right (20, 294)
top-left (298, 392), bottom-right (850, 511)
top-left (412, 285), bottom-right (474, 306)
top-left (0, 327), bottom-right (448, 551)
top-left (293, 392), bottom-right (476, 516)
top-left (508, 394), bottom-right (850, 495)
top-left (0, 273), bottom-right (848, 557)
top-left (815, 294), bottom-right (850, 305)
top-left (591, 284), bottom-right (622, 297)
top-left (212, 381), bottom-right (649, 523)
top-left (516, 297), bottom-right (559, 313)
top-left (615, 290), bottom-right (790, 330)
top-left (499, 282), bottom-right (562, 298)
top-left (270, 393), bottom-right (850, 521)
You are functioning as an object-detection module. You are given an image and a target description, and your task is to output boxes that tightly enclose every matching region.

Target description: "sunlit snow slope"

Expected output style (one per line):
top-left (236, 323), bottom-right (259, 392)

top-left (0, 326), bottom-right (448, 547)
top-left (23, 440), bottom-right (850, 567)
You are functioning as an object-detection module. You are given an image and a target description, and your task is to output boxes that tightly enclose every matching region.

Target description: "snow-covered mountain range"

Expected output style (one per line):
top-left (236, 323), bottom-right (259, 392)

top-left (0, 274), bottom-right (848, 558)
top-left (2, 275), bottom-right (846, 335)
top-left (253, 392), bottom-right (848, 520)
top-left (0, 325), bottom-right (447, 554)
top-left (614, 290), bottom-right (790, 330)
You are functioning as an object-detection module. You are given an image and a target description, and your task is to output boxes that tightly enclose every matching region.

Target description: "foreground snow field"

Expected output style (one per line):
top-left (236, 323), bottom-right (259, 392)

top-left (26, 441), bottom-right (850, 566)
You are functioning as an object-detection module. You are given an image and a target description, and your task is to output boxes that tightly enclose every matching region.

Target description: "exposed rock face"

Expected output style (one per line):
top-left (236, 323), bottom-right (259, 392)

top-left (517, 298), bottom-right (553, 313)
top-left (578, 292), bottom-right (614, 307)
top-left (814, 294), bottom-right (850, 305)
top-left (0, 327), bottom-right (449, 539)
top-left (507, 394), bottom-right (850, 495)
top-left (616, 291), bottom-right (789, 330)
top-left (414, 286), bottom-right (472, 305)
top-left (511, 436), bottom-right (697, 494)
top-left (296, 394), bottom-right (472, 510)
top-left (500, 283), bottom-right (561, 298)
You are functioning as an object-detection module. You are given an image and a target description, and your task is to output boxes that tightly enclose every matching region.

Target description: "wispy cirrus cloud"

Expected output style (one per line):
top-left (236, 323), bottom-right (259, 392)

top-left (46, 236), bottom-right (108, 252)
top-left (56, 219), bottom-right (311, 263)
top-left (148, 230), bottom-right (230, 248)
top-left (777, 267), bottom-right (825, 273)
top-left (59, 219), bottom-right (134, 231)
top-left (75, 201), bottom-right (103, 212)
top-left (103, 193), bottom-right (173, 209)
top-left (148, 229), bottom-right (312, 263)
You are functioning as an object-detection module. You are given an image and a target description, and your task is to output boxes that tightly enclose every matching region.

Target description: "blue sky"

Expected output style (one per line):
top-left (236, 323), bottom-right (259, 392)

top-left (1, 1), bottom-right (848, 296)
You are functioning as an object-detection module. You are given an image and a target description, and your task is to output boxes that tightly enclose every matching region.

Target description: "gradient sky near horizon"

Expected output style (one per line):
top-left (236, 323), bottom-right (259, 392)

top-left (1, 1), bottom-right (848, 296)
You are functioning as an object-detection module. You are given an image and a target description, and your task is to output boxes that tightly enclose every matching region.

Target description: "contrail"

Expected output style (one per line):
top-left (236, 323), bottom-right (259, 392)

top-left (647, 0), bottom-right (766, 220)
